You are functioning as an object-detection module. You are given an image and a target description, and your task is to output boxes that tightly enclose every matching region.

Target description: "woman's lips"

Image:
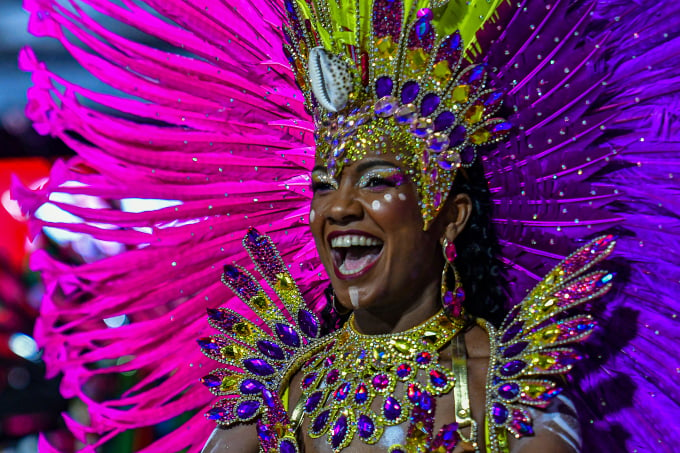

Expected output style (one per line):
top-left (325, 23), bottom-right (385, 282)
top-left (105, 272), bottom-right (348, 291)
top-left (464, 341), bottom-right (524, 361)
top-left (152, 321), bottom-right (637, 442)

top-left (327, 232), bottom-right (384, 280)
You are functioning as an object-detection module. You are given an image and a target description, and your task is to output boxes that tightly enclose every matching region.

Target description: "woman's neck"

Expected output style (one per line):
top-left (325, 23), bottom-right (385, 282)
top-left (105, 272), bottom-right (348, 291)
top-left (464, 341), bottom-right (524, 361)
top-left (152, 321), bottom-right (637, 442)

top-left (350, 277), bottom-right (441, 335)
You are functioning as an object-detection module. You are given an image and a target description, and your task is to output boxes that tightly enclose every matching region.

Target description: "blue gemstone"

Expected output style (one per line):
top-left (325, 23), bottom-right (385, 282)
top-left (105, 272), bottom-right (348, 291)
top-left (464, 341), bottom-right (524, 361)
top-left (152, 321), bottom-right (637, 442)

top-left (312, 410), bottom-right (330, 433)
top-left (401, 81), bottom-right (419, 104)
top-left (206, 407), bottom-right (227, 420)
top-left (236, 400), bottom-right (261, 419)
top-left (200, 374), bottom-right (221, 388)
top-left (500, 360), bottom-right (526, 376)
top-left (279, 440), bottom-right (296, 453)
top-left (434, 111), bottom-right (455, 131)
top-left (243, 358), bottom-right (275, 376)
top-left (257, 423), bottom-right (275, 443)
top-left (331, 415), bottom-right (348, 448)
top-left (498, 382), bottom-right (520, 399)
top-left (257, 340), bottom-right (285, 360)
top-left (420, 93), bottom-right (440, 116)
top-left (334, 382), bottom-right (351, 401)
top-left (262, 389), bottom-right (276, 408)
top-left (460, 145), bottom-right (475, 165)
top-left (503, 341), bottom-right (528, 358)
top-left (492, 402), bottom-right (509, 423)
top-left (246, 227), bottom-right (262, 245)
top-left (223, 264), bottom-right (240, 279)
top-left (429, 370), bottom-right (447, 387)
top-left (502, 321), bottom-right (524, 343)
top-left (304, 391), bottom-right (323, 413)
top-left (275, 323), bottom-right (301, 347)
top-left (197, 338), bottom-right (218, 350)
top-left (240, 379), bottom-right (264, 395)
top-left (413, 15), bottom-right (432, 40)
top-left (302, 372), bottom-right (318, 388)
top-left (207, 308), bottom-right (226, 321)
top-left (465, 65), bottom-right (485, 84)
top-left (449, 125), bottom-right (466, 147)
top-left (375, 76), bottom-right (394, 98)
top-left (355, 383), bottom-right (369, 404)
top-left (298, 309), bottom-right (319, 338)
top-left (357, 414), bottom-right (375, 439)
top-left (383, 396), bottom-right (401, 420)
top-left (419, 392), bottom-right (433, 411)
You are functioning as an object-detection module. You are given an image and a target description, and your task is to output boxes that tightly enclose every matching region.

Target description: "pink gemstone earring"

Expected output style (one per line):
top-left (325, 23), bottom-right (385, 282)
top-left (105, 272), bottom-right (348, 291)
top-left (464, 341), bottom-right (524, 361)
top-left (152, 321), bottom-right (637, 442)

top-left (441, 238), bottom-right (465, 319)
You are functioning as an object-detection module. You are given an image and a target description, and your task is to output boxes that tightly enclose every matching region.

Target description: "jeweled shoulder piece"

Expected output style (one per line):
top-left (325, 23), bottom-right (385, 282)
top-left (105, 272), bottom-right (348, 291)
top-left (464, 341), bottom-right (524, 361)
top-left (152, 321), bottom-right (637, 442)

top-left (485, 235), bottom-right (616, 450)
top-left (283, 0), bottom-right (512, 228)
top-left (198, 228), bottom-right (323, 453)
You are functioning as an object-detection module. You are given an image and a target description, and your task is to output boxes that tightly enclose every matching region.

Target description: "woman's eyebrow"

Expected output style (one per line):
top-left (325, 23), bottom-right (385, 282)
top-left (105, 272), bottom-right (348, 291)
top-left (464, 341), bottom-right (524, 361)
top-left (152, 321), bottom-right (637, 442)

top-left (354, 160), bottom-right (400, 174)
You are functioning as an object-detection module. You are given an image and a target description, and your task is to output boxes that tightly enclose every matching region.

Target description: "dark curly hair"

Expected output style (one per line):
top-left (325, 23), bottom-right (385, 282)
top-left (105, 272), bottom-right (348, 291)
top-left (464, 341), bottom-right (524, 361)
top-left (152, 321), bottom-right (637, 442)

top-left (317, 159), bottom-right (507, 333)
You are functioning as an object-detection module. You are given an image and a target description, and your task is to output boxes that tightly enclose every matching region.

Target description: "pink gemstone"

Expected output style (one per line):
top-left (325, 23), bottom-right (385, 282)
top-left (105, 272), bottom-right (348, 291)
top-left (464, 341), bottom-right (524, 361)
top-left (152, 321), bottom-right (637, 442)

top-left (326, 368), bottom-right (340, 384)
top-left (372, 374), bottom-right (389, 390)
top-left (445, 242), bottom-right (457, 262)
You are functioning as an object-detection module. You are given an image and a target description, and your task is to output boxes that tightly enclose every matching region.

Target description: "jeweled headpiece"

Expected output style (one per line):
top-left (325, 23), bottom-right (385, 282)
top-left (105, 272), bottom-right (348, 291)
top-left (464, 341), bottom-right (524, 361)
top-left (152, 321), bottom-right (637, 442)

top-left (283, 0), bottom-right (512, 227)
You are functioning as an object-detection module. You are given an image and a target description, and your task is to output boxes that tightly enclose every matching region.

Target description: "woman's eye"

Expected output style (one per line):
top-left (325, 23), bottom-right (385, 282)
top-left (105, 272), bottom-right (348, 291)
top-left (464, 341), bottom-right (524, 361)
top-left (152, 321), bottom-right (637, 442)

top-left (311, 181), bottom-right (335, 192)
top-left (364, 176), bottom-right (391, 188)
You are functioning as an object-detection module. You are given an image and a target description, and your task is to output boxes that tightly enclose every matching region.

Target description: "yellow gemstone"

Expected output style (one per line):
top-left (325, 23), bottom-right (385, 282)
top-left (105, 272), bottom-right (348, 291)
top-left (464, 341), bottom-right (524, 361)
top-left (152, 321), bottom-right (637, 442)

top-left (220, 344), bottom-right (244, 360)
top-left (522, 383), bottom-right (548, 399)
top-left (391, 339), bottom-right (411, 355)
top-left (422, 331), bottom-right (439, 344)
top-left (432, 60), bottom-right (452, 84)
top-left (470, 129), bottom-right (490, 145)
top-left (539, 326), bottom-right (561, 342)
top-left (274, 422), bottom-right (287, 437)
top-left (376, 36), bottom-right (397, 58)
top-left (530, 354), bottom-right (556, 370)
top-left (233, 322), bottom-right (252, 337)
top-left (406, 48), bottom-right (428, 73)
top-left (275, 273), bottom-right (294, 290)
top-left (220, 375), bottom-right (239, 392)
top-left (373, 347), bottom-right (388, 364)
top-left (465, 104), bottom-right (485, 124)
top-left (250, 294), bottom-right (269, 311)
top-left (451, 84), bottom-right (470, 103)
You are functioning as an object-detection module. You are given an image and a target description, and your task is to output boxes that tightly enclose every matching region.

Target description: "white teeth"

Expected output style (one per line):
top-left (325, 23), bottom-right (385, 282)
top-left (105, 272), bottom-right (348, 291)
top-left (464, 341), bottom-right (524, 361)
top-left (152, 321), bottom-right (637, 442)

top-left (330, 235), bottom-right (382, 248)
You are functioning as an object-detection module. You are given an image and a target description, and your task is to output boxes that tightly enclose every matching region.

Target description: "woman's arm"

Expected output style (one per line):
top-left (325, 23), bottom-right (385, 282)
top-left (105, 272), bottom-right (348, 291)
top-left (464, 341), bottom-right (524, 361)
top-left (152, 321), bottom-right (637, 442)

top-left (201, 423), bottom-right (260, 453)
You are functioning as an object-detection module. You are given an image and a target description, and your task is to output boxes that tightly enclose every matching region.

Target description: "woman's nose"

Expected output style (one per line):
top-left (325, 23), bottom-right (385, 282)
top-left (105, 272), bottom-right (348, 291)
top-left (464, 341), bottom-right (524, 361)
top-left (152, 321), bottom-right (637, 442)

top-left (326, 185), bottom-right (363, 225)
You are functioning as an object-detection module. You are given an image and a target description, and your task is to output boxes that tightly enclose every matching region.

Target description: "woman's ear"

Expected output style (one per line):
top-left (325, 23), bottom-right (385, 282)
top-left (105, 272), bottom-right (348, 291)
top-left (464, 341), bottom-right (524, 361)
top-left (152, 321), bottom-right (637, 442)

top-left (442, 193), bottom-right (472, 244)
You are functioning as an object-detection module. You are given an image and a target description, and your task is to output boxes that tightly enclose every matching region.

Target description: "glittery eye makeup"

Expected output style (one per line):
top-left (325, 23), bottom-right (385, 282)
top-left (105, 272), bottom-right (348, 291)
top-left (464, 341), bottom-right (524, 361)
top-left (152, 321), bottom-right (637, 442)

top-left (357, 167), bottom-right (405, 190)
top-left (311, 170), bottom-right (339, 192)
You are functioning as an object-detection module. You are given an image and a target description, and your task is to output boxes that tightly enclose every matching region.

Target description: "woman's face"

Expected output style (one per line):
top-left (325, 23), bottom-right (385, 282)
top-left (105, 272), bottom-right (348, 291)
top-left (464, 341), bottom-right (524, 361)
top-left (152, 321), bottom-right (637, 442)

top-left (309, 150), bottom-right (446, 314)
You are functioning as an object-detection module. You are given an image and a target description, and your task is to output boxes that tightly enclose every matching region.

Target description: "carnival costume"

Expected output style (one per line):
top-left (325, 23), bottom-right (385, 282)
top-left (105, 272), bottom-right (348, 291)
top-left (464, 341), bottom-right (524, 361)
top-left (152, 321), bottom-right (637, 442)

top-left (13, 0), bottom-right (680, 452)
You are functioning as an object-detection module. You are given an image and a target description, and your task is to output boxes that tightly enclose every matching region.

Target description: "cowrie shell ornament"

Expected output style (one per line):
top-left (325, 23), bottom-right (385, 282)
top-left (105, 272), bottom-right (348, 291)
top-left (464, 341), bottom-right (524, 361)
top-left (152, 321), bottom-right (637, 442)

top-left (308, 47), bottom-right (353, 112)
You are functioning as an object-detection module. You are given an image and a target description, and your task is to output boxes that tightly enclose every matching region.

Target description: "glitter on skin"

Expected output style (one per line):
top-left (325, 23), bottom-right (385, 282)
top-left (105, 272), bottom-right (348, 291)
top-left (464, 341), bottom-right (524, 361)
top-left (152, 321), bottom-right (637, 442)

top-left (371, 200), bottom-right (381, 210)
top-left (349, 286), bottom-right (360, 309)
top-left (384, 193), bottom-right (393, 202)
top-left (310, 209), bottom-right (316, 222)
top-left (398, 193), bottom-right (407, 201)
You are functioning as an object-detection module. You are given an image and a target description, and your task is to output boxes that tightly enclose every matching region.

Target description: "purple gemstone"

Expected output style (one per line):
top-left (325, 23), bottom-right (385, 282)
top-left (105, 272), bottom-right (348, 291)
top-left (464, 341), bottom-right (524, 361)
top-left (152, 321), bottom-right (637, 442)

top-left (501, 321), bottom-right (524, 343)
top-left (434, 111), bottom-right (455, 131)
top-left (257, 423), bottom-right (275, 443)
top-left (420, 93), bottom-right (440, 116)
top-left (246, 227), bottom-right (263, 245)
top-left (326, 368), bottom-right (340, 384)
top-left (206, 308), bottom-right (226, 322)
top-left (511, 419), bottom-right (534, 436)
top-left (355, 383), bottom-right (369, 403)
top-left (503, 342), bottom-right (528, 358)
top-left (275, 323), bottom-right (301, 347)
top-left (464, 64), bottom-right (485, 85)
top-left (206, 406), bottom-right (227, 420)
top-left (304, 391), bottom-right (323, 413)
top-left (372, 374), bottom-right (389, 390)
top-left (243, 358), bottom-right (275, 376)
top-left (257, 340), bottom-right (285, 360)
top-left (492, 402), bottom-right (509, 423)
top-left (236, 400), bottom-right (261, 419)
top-left (200, 374), bottom-right (221, 388)
top-left (197, 337), bottom-right (218, 350)
top-left (429, 370), bottom-right (447, 387)
top-left (449, 125), bottom-right (467, 147)
top-left (483, 90), bottom-right (504, 109)
top-left (396, 363), bottom-right (412, 378)
top-left (415, 351), bottom-right (432, 364)
top-left (279, 439), bottom-right (296, 453)
top-left (419, 392), bottom-right (434, 411)
top-left (401, 81), bottom-right (420, 104)
top-left (407, 383), bottom-right (422, 403)
top-left (500, 360), bottom-right (526, 376)
top-left (498, 382), bottom-right (520, 400)
top-left (240, 379), bottom-right (265, 395)
top-left (312, 410), bottom-right (330, 433)
top-left (262, 389), bottom-right (276, 408)
top-left (376, 76), bottom-right (394, 98)
top-left (331, 415), bottom-right (348, 448)
top-left (297, 309), bottom-right (319, 338)
top-left (436, 31), bottom-right (462, 66)
top-left (223, 264), bottom-right (240, 279)
top-left (334, 382), bottom-right (351, 401)
top-left (491, 121), bottom-right (513, 134)
top-left (383, 396), bottom-right (401, 420)
top-left (460, 145), bottom-right (475, 165)
top-left (357, 414), bottom-right (375, 439)
top-left (302, 372), bottom-right (318, 388)
top-left (324, 354), bottom-right (336, 367)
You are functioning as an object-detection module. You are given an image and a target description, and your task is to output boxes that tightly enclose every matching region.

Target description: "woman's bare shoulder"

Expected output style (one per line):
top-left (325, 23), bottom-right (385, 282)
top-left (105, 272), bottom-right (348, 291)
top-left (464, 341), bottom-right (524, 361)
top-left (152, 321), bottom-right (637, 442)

top-left (201, 423), bottom-right (260, 453)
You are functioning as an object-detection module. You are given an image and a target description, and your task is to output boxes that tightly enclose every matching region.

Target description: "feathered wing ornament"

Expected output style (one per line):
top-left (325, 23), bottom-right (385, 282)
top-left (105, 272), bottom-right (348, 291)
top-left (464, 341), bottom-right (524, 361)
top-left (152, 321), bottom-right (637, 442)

top-left (12, 0), bottom-right (680, 452)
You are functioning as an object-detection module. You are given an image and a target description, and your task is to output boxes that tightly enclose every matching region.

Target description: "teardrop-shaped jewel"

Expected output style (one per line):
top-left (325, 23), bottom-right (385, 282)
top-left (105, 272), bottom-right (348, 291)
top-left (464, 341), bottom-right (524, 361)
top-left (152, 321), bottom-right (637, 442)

top-left (394, 104), bottom-right (418, 124)
top-left (374, 96), bottom-right (398, 117)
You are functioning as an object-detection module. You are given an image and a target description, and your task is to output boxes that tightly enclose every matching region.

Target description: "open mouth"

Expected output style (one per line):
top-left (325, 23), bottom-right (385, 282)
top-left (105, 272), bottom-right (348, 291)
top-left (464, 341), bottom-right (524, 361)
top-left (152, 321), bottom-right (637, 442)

top-left (329, 233), bottom-right (384, 279)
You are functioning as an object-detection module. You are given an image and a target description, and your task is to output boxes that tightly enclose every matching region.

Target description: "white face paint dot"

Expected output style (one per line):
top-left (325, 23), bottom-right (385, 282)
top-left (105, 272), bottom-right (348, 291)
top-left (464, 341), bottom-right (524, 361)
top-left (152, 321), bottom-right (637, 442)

top-left (384, 193), bottom-right (392, 202)
top-left (309, 209), bottom-right (316, 222)
top-left (398, 193), bottom-right (407, 201)
top-left (371, 200), bottom-right (381, 210)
